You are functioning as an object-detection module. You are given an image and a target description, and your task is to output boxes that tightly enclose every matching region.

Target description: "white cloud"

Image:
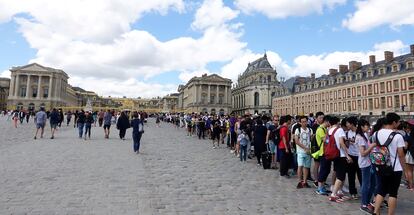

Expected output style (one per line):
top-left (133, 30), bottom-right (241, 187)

top-left (0, 70), bottom-right (10, 78)
top-left (280, 40), bottom-right (408, 79)
top-left (1, 0), bottom-right (246, 98)
top-left (235, 0), bottom-right (346, 19)
top-left (70, 77), bottom-right (177, 98)
top-left (343, 0), bottom-right (414, 32)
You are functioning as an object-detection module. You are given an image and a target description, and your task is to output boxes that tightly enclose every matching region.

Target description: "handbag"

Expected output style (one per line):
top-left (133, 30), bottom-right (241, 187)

top-left (139, 122), bottom-right (144, 133)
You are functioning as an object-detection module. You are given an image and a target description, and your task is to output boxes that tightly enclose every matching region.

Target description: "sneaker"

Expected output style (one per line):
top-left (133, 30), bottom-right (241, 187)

top-left (230, 150), bottom-right (235, 154)
top-left (213, 146), bottom-right (216, 149)
top-left (313, 181), bottom-right (318, 188)
top-left (237, 154), bottom-right (240, 158)
top-left (316, 187), bottom-right (329, 195)
top-left (297, 182), bottom-right (304, 189)
top-left (328, 195), bottom-right (339, 202)
top-left (360, 205), bottom-right (374, 215)
top-left (34, 136), bottom-right (37, 140)
top-left (383, 200), bottom-right (389, 209)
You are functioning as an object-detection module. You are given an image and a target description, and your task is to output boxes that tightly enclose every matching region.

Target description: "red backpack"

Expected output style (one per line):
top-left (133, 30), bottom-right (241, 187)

top-left (324, 127), bottom-right (340, 160)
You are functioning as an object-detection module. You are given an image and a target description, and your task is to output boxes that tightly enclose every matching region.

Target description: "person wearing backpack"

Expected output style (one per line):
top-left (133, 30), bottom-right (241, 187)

top-left (373, 113), bottom-right (407, 215)
top-left (311, 111), bottom-right (324, 187)
top-left (328, 116), bottom-right (353, 203)
top-left (346, 117), bottom-right (362, 200)
top-left (279, 115), bottom-right (292, 178)
top-left (356, 119), bottom-right (376, 214)
top-left (266, 115), bottom-right (280, 169)
top-left (405, 120), bottom-right (414, 190)
top-left (294, 116), bottom-right (313, 188)
top-left (315, 115), bottom-right (333, 195)
top-left (238, 129), bottom-right (250, 163)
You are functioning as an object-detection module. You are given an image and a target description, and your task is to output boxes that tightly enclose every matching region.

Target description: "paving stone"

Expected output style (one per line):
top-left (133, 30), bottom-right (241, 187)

top-left (0, 117), bottom-right (413, 214)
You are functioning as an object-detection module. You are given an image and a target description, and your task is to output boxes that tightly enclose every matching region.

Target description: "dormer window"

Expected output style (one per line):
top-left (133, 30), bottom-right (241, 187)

top-left (379, 68), bottom-right (385, 75)
top-left (407, 61), bottom-right (413, 69)
top-left (392, 64), bottom-right (399, 72)
top-left (314, 82), bottom-right (319, 88)
top-left (347, 75), bottom-right (353, 82)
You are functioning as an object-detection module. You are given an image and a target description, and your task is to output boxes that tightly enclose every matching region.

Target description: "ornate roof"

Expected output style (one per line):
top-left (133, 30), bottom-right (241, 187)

top-left (242, 53), bottom-right (274, 76)
top-left (10, 63), bottom-right (68, 78)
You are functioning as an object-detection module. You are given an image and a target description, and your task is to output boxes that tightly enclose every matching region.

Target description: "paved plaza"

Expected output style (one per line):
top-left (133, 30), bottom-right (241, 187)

top-left (0, 117), bottom-right (413, 215)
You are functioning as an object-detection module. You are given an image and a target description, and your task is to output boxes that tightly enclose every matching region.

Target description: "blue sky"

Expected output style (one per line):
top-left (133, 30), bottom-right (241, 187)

top-left (0, 0), bottom-right (413, 97)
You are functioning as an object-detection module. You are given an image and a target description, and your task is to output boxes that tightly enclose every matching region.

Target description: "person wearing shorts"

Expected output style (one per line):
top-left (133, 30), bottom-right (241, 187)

top-left (34, 107), bottom-right (47, 139)
top-left (294, 116), bottom-right (313, 188)
top-left (374, 113), bottom-right (406, 215)
top-left (211, 118), bottom-right (221, 149)
top-left (103, 110), bottom-right (112, 139)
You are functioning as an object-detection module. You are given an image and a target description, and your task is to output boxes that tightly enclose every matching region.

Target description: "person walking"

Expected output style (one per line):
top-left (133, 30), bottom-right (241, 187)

top-left (58, 109), bottom-right (64, 127)
top-left (49, 108), bottom-right (59, 139)
top-left (117, 111), bottom-right (130, 140)
top-left (34, 107), bottom-right (47, 139)
top-left (98, 110), bottom-right (104, 127)
top-left (12, 110), bottom-right (19, 128)
top-left (103, 109), bottom-right (112, 139)
top-left (25, 111), bottom-right (30, 123)
top-left (66, 111), bottom-right (72, 126)
top-left (131, 111), bottom-right (144, 154)
top-left (19, 110), bottom-right (25, 124)
top-left (77, 110), bottom-right (86, 139)
top-left (84, 111), bottom-right (93, 140)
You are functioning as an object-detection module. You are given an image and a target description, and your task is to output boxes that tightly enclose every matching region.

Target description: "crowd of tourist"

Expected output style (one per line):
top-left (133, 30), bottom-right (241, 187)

top-left (158, 111), bottom-right (414, 215)
top-left (1, 108), bottom-right (147, 154)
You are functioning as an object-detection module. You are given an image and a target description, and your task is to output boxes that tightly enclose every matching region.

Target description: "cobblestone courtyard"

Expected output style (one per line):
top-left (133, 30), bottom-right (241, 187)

top-left (0, 117), bottom-right (413, 215)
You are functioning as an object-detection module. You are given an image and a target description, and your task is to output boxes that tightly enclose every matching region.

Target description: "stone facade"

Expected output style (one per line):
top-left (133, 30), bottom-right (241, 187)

top-left (231, 54), bottom-right (281, 115)
top-left (7, 63), bottom-right (76, 111)
top-left (0, 78), bottom-right (10, 110)
top-left (273, 45), bottom-right (414, 116)
top-left (178, 74), bottom-right (232, 114)
top-left (161, 93), bottom-right (179, 113)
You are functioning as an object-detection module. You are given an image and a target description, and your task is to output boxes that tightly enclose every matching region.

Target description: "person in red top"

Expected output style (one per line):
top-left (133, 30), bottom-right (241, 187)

top-left (279, 115), bottom-right (292, 178)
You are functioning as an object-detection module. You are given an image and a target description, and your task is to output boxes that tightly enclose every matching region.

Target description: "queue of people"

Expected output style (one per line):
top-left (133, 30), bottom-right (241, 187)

top-left (159, 111), bottom-right (413, 215)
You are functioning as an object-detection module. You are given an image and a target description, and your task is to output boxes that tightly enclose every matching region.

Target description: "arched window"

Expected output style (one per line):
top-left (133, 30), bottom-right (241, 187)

top-left (17, 103), bottom-right (23, 110)
top-left (254, 92), bottom-right (259, 107)
top-left (28, 103), bottom-right (35, 111)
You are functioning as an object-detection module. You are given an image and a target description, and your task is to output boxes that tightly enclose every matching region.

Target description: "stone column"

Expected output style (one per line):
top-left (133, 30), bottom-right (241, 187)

top-left (48, 75), bottom-right (53, 100)
top-left (198, 85), bottom-right (202, 104)
top-left (14, 74), bottom-right (20, 97)
top-left (37, 76), bottom-right (42, 99)
top-left (207, 85), bottom-right (211, 104)
top-left (216, 85), bottom-right (219, 104)
top-left (9, 74), bottom-right (15, 98)
top-left (224, 86), bottom-right (228, 105)
top-left (195, 84), bottom-right (199, 104)
top-left (25, 75), bottom-right (31, 98)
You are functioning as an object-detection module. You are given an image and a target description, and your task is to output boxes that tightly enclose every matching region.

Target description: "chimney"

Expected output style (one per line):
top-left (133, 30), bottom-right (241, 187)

top-left (311, 73), bottom-right (315, 79)
top-left (329, 69), bottom-right (338, 76)
top-left (339, 65), bottom-right (348, 73)
top-left (369, 55), bottom-right (376, 65)
top-left (411, 44), bottom-right (414, 55)
top-left (349, 61), bottom-right (362, 72)
top-left (384, 51), bottom-right (394, 62)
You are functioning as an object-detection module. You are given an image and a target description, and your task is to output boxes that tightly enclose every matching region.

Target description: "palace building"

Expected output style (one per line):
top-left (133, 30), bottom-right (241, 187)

top-left (0, 78), bottom-right (10, 110)
top-left (177, 74), bottom-right (232, 114)
top-left (231, 53), bottom-right (281, 115)
top-left (7, 63), bottom-right (77, 111)
top-left (272, 45), bottom-right (414, 116)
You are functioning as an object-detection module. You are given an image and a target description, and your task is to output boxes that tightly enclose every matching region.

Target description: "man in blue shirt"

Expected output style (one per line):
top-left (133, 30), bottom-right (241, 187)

top-left (34, 107), bottom-right (47, 139)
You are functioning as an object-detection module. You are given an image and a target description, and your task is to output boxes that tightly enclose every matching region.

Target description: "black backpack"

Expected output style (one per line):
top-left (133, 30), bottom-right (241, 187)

top-left (310, 126), bottom-right (326, 154)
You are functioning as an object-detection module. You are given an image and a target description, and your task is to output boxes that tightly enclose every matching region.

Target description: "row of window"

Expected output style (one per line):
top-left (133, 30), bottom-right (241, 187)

top-left (292, 61), bottom-right (414, 93)
top-left (281, 77), bottom-right (414, 106)
top-left (276, 94), bottom-right (414, 114)
top-left (19, 87), bottom-right (48, 98)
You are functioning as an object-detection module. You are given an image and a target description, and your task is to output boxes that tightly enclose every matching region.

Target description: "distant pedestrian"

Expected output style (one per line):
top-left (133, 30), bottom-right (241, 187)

top-left (117, 111), bottom-right (130, 140)
top-left (77, 110), bottom-right (86, 138)
top-left (49, 108), bottom-right (59, 139)
top-left (19, 110), bottom-right (25, 124)
top-left (34, 107), bottom-right (47, 139)
top-left (253, 119), bottom-right (267, 166)
top-left (156, 114), bottom-right (161, 127)
top-left (103, 109), bottom-right (112, 139)
top-left (131, 111), bottom-right (144, 154)
top-left (25, 111), bottom-right (30, 123)
top-left (12, 110), bottom-right (18, 128)
top-left (58, 109), bottom-right (64, 127)
top-left (84, 111), bottom-right (93, 140)
top-left (238, 129), bottom-right (250, 163)
top-left (98, 110), bottom-right (104, 127)
top-left (66, 111), bottom-right (72, 126)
